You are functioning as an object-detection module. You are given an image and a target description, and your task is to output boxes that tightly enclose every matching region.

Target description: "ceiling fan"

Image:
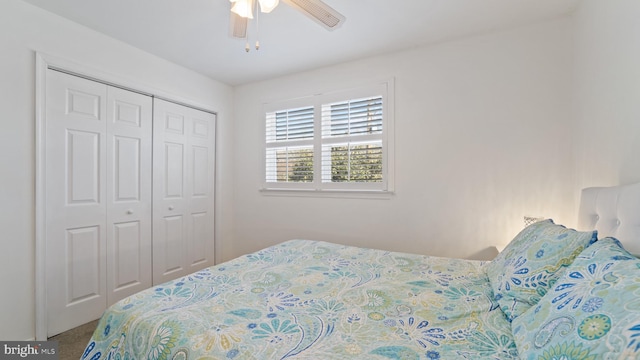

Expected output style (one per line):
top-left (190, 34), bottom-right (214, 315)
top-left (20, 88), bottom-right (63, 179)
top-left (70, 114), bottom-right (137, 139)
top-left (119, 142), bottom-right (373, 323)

top-left (229, 0), bottom-right (346, 51)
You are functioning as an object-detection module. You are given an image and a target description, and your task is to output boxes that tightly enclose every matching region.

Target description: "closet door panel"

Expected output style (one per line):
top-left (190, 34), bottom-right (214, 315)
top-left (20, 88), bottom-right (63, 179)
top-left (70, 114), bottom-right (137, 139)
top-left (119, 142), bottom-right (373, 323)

top-left (112, 221), bottom-right (142, 289)
top-left (113, 136), bottom-right (140, 201)
top-left (162, 215), bottom-right (186, 275)
top-left (66, 226), bottom-right (101, 304)
top-left (192, 145), bottom-right (209, 197)
top-left (106, 87), bottom-right (152, 306)
top-left (153, 101), bottom-right (189, 283)
top-left (67, 130), bottom-right (101, 203)
top-left (186, 114), bottom-right (215, 271)
top-left (165, 142), bottom-right (185, 198)
top-left (153, 99), bottom-right (215, 285)
top-left (46, 70), bottom-right (108, 336)
top-left (189, 212), bottom-right (209, 266)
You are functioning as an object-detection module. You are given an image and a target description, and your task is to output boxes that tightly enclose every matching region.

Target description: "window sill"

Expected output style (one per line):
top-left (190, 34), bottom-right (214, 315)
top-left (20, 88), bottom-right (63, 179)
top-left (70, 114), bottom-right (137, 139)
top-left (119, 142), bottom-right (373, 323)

top-left (259, 188), bottom-right (395, 199)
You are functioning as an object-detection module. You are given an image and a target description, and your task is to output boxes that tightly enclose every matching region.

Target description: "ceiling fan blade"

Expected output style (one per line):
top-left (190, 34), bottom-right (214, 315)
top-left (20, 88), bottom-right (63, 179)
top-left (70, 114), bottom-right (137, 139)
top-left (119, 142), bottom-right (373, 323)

top-left (229, 11), bottom-right (248, 38)
top-left (281, 0), bottom-right (346, 31)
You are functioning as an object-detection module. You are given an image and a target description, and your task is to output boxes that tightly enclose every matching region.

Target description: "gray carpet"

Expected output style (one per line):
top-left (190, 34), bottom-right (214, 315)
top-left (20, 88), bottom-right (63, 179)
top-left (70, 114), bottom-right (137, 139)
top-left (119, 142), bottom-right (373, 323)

top-left (48, 320), bottom-right (99, 360)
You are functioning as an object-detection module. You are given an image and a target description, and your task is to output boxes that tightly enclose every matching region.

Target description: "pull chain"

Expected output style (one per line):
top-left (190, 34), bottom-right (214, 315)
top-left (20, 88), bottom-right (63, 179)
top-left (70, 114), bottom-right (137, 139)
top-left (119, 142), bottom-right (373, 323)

top-left (255, 0), bottom-right (260, 50)
top-left (242, 0), bottom-right (262, 52)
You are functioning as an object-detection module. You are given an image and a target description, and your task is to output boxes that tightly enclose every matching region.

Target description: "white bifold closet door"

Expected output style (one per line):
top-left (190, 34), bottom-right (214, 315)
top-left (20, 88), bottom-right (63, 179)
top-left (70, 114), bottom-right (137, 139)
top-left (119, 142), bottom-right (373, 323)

top-left (152, 99), bottom-right (216, 285)
top-left (45, 70), bottom-right (152, 336)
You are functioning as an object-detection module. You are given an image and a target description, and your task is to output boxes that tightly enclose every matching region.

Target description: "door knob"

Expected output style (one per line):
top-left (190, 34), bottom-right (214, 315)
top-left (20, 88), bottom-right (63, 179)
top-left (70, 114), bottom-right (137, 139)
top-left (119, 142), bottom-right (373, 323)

top-left (126, 209), bottom-right (134, 215)
top-left (168, 206), bottom-right (174, 211)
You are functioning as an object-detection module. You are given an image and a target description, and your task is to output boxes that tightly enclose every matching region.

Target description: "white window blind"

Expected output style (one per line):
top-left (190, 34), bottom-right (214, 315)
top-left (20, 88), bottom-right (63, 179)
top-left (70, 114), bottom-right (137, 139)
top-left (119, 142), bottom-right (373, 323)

top-left (321, 96), bottom-right (384, 184)
top-left (267, 106), bottom-right (314, 142)
top-left (323, 96), bottom-right (383, 137)
top-left (263, 81), bottom-right (394, 193)
top-left (265, 106), bottom-right (315, 185)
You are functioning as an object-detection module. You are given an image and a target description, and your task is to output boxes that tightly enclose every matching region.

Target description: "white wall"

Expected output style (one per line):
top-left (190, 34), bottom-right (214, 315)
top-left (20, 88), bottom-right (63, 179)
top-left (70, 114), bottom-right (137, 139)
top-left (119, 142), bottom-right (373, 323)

top-left (230, 18), bottom-right (576, 261)
top-left (572, 0), bottom-right (640, 194)
top-left (0, 0), bottom-right (234, 340)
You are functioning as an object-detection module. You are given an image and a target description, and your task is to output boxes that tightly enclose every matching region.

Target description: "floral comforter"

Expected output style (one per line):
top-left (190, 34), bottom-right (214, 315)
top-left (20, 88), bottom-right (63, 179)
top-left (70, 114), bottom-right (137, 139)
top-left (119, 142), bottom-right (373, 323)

top-left (83, 240), bottom-right (517, 360)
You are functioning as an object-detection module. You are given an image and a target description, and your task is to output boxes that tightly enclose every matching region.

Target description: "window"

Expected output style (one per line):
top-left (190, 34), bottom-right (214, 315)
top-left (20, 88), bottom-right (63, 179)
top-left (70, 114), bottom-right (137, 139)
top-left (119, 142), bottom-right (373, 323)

top-left (264, 81), bottom-right (394, 193)
top-left (265, 106), bottom-right (315, 183)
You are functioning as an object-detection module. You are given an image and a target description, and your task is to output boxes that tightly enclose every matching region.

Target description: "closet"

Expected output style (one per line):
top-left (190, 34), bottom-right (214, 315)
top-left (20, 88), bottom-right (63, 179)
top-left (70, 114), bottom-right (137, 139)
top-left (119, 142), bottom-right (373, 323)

top-left (43, 69), bottom-right (215, 336)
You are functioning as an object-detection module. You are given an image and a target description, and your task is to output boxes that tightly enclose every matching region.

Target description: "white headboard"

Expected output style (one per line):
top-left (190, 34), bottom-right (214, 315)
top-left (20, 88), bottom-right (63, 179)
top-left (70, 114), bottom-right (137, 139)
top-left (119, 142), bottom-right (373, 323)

top-left (578, 182), bottom-right (640, 255)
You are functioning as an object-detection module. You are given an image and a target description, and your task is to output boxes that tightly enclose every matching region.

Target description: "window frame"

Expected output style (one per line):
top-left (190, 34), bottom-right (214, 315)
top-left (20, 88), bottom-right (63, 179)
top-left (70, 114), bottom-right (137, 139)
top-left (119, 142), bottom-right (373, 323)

top-left (262, 80), bottom-right (395, 195)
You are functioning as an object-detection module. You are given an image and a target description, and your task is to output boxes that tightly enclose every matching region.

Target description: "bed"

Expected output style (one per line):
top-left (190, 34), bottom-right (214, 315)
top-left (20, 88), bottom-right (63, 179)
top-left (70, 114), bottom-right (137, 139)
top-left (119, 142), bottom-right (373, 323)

top-left (82, 183), bottom-right (640, 360)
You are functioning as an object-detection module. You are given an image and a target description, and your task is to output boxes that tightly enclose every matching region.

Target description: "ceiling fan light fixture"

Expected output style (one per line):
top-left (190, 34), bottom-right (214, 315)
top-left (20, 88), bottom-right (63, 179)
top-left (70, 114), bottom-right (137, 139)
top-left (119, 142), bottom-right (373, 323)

top-left (230, 0), bottom-right (254, 19)
top-left (258, 0), bottom-right (279, 13)
top-left (228, 0), bottom-right (345, 52)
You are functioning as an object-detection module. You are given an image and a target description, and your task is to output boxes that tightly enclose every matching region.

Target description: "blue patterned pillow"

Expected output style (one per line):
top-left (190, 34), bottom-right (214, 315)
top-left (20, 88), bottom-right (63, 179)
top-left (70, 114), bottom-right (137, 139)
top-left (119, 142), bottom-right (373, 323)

top-left (512, 237), bottom-right (640, 359)
top-left (486, 219), bottom-right (597, 322)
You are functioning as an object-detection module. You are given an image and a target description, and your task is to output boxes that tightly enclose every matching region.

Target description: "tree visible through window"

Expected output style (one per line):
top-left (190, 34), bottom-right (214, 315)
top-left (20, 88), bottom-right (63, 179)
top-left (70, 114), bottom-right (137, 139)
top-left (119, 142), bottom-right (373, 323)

top-left (329, 143), bottom-right (383, 182)
top-left (277, 147), bottom-right (313, 182)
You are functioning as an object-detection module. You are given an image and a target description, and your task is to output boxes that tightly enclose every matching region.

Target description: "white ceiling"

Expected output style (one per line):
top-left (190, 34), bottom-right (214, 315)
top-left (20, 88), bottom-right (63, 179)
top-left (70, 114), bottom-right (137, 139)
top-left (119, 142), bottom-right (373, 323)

top-left (22, 0), bottom-right (581, 86)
